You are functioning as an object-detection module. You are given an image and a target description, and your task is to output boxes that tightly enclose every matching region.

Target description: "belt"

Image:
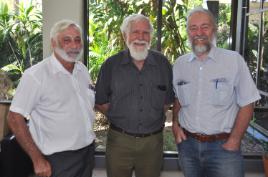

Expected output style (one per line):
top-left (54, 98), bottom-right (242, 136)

top-left (110, 123), bottom-right (163, 138)
top-left (183, 128), bottom-right (230, 142)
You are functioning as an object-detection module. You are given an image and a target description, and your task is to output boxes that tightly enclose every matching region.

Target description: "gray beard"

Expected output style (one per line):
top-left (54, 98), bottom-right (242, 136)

top-left (193, 44), bottom-right (211, 56)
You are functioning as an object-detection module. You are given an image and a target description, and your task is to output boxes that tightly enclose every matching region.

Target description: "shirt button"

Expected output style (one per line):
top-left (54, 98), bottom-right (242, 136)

top-left (140, 96), bottom-right (143, 99)
top-left (139, 109), bottom-right (143, 112)
top-left (200, 67), bottom-right (203, 70)
top-left (139, 83), bottom-right (143, 87)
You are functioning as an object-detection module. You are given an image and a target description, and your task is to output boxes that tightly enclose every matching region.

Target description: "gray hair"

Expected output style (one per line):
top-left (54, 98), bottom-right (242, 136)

top-left (50, 19), bottom-right (82, 41)
top-left (186, 7), bottom-right (217, 33)
top-left (120, 14), bottom-right (153, 37)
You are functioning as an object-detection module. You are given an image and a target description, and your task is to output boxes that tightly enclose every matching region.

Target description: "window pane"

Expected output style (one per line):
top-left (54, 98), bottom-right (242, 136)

top-left (217, 2), bottom-right (232, 49)
top-left (264, 0), bottom-right (268, 9)
top-left (249, 0), bottom-right (261, 12)
top-left (258, 12), bottom-right (268, 92)
top-left (0, 0), bottom-right (42, 100)
top-left (245, 14), bottom-right (260, 81)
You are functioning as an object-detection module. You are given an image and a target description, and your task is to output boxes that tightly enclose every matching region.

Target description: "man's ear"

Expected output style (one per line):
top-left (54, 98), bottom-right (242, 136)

top-left (122, 32), bottom-right (127, 41)
top-left (51, 38), bottom-right (57, 48)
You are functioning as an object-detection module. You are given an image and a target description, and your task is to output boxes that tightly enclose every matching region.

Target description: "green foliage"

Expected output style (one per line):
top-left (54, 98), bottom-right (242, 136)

top-left (163, 129), bottom-right (176, 151)
top-left (88, 0), bottom-right (205, 81)
top-left (217, 3), bottom-right (232, 49)
top-left (0, 1), bottom-right (42, 85)
top-left (88, 0), bottom-right (157, 81)
top-left (88, 16), bottom-right (120, 81)
top-left (88, 0), bottom-right (233, 82)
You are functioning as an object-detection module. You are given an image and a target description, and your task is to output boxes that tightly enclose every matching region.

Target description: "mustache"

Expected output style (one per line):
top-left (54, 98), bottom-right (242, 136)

top-left (66, 49), bottom-right (81, 54)
top-left (193, 35), bottom-right (208, 41)
top-left (131, 40), bottom-right (149, 45)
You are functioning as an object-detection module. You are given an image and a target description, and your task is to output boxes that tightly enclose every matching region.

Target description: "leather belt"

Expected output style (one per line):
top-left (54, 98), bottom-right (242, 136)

top-left (183, 128), bottom-right (230, 142)
top-left (110, 123), bottom-right (163, 138)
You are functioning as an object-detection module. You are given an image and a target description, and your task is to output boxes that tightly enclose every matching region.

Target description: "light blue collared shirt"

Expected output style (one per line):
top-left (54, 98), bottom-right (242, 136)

top-left (173, 46), bottom-right (260, 134)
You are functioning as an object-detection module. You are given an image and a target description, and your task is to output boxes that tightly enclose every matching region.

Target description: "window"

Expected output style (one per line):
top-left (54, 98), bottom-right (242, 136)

top-left (87, 0), bottom-right (237, 153)
top-left (241, 0), bottom-right (268, 153)
top-left (0, 0), bottom-right (42, 97)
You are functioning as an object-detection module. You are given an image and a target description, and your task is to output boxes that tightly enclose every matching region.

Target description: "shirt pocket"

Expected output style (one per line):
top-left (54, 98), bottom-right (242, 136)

top-left (176, 83), bottom-right (191, 106)
top-left (210, 82), bottom-right (233, 106)
top-left (151, 85), bottom-right (166, 110)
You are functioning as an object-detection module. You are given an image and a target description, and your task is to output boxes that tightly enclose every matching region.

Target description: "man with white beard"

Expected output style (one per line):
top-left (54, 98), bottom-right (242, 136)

top-left (172, 7), bottom-right (260, 177)
top-left (95, 14), bottom-right (174, 177)
top-left (7, 20), bottom-right (96, 177)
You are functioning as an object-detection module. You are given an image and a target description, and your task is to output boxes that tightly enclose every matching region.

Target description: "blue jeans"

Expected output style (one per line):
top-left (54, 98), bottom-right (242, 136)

top-left (177, 137), bottom-right (244, 177)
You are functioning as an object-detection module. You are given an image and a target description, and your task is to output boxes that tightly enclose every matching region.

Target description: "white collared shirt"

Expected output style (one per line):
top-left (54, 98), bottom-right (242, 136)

top-left (173, 46), bottom-right (260, 134)
top-left (10, 54), bottom-right (95, 155)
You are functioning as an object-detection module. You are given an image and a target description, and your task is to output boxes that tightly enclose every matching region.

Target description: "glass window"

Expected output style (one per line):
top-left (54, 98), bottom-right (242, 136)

top-left (89, 0), bottom-right (264, 155)
top-left (0, 0), bottom-right (42, 99)
top-left (242, 0), bottom-right (268, 157)
top-left (245, 14), bottom-right (261, 81)
top-left (217, 1), bottom-right (232, 49)
top-left (258, 13), bottom-right (268, 92)
top-left (249, 0), bottom-right (261, 12)
top-left (264, 0), bottom-right (268, 9)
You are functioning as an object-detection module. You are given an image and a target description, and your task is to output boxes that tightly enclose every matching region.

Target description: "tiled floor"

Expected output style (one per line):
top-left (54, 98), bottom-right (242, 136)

top-left (92, 168), bottom-right (265, 177)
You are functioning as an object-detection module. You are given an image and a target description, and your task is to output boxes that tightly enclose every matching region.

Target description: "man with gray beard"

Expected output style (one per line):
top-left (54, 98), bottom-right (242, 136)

top-left (95, 14), bottom-right (174, 177)
top-left (172, 7), bottom-right (260, 177)
top-left (7, 20), bottom-right (95, 177)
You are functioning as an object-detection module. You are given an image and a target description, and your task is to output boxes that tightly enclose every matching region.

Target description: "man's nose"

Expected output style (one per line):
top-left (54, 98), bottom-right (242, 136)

top-left (137, 33), bottom-right (144, 40)
top-left (196, 27), bottom-right (204, 35)
top-left (70, 40), bottom-right (81, 49)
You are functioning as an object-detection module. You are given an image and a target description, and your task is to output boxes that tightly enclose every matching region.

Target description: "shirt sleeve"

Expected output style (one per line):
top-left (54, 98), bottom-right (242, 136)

top-left (95, 61), bottom-right (112, 104)
top-left (235, 55), bottom-right (261, 107)
top-left (10, 71), bottom-right (41, 118)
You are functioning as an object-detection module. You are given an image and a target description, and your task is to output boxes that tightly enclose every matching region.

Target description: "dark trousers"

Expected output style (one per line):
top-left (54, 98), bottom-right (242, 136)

top-left (45, 143), bottom-right (95, 177)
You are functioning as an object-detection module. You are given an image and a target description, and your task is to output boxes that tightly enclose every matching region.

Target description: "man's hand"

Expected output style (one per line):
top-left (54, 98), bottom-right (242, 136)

top-left (172, 123), bottom-right (187, 144)
top-left (33, 155), bottom-right (52, 177)
top-left (222, 137), bottom-right (241, 152)
top-left (222, 103), bottom-right (254, 152)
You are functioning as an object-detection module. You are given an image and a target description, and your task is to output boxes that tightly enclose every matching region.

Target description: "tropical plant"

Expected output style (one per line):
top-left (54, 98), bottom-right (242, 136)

top-left (0, 1), bottom-right (42, 86)
top-left (88, 0), bottom-right (204, 81)
top-left (217, 3), bottom-right (232, 49)
top-left (88, 15), bottom-right (120, 81)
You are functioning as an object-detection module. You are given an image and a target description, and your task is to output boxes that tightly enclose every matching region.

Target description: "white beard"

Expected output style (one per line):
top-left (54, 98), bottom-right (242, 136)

top-left (55, 47), bottom-right (83, 63)
top-left (127, 40), bottom-right (150, 61)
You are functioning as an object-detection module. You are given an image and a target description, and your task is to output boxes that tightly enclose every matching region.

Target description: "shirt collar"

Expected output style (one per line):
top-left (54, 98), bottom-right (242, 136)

top-left (121, 49), bottom-right (157, 66)
top-left (50, 53), bottom-right (82, 75)
top-left (188, 45), bottom-right (217, 62)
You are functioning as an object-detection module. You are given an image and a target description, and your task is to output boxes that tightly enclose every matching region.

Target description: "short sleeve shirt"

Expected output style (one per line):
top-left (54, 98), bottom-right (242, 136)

top-left (10, 54), bottom-right (96, 155)
top-left (95, 49), bottom-right (174, 134)
top-left (173, 46), bottom-right (260, 134)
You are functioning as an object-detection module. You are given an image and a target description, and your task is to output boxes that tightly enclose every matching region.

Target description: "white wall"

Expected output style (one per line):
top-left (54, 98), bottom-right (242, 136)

top-left (42, 0), bottom-right (84, 58)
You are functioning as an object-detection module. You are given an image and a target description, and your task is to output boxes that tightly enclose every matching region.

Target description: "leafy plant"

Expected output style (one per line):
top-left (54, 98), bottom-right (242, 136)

top-left (88, 15), bottom-right (120, 81)
top-left (88, 0), bottom-right (202, 81)
top-left (0, 1), bottom-right (42, 86)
